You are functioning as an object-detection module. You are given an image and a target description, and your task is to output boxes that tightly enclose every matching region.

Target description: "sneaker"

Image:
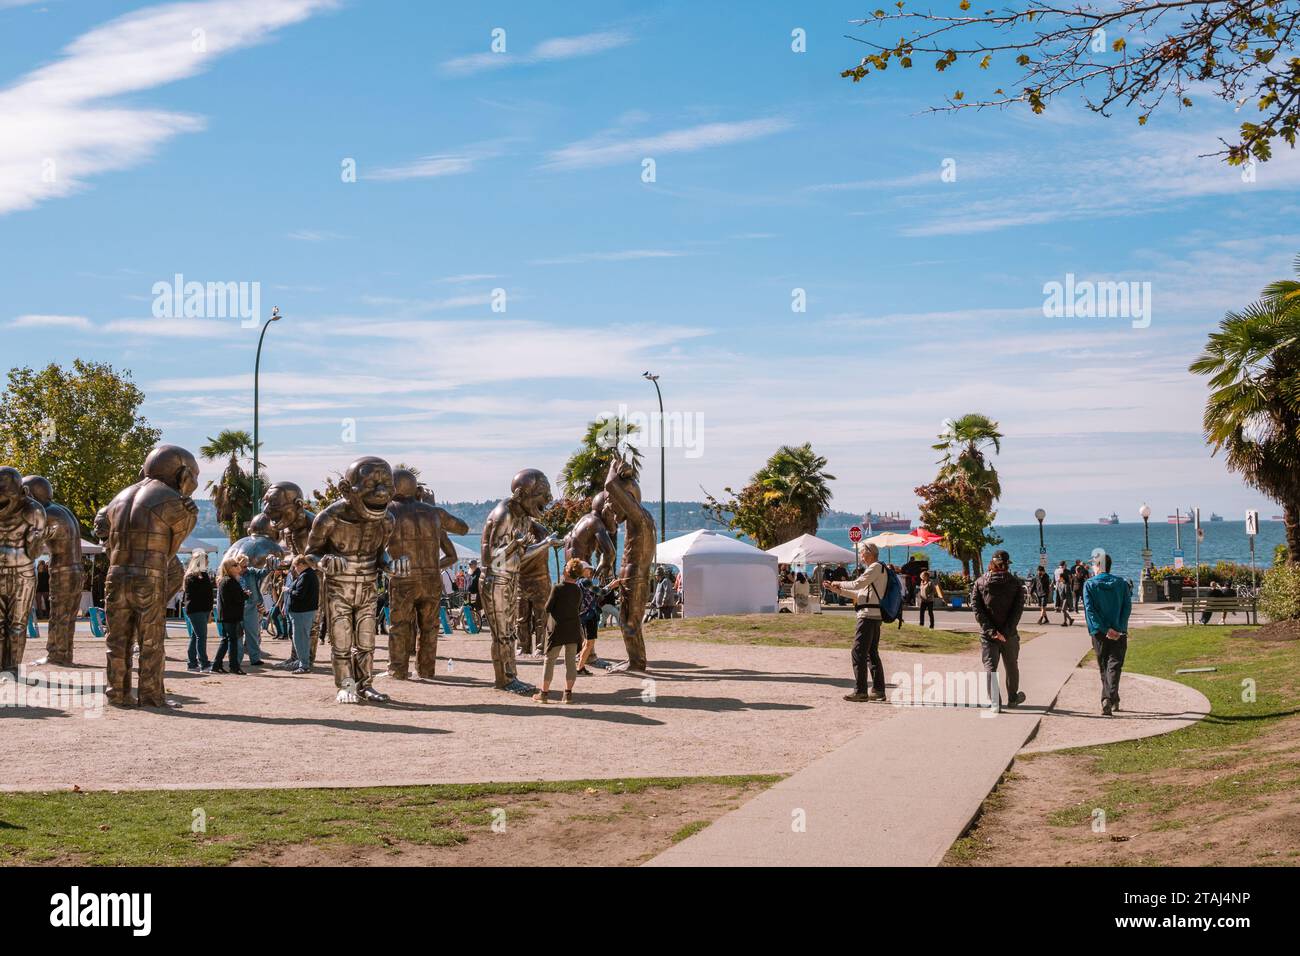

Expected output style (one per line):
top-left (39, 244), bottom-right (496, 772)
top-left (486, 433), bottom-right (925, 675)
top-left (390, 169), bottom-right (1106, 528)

top-left (1113, 697), bottom-right (1121, 713)
top-left (576, 667), bottom-right (593, 676)
top-left (868, 691), bottom-right (887, 701)
top-left (211, 664), bottom-right (227, 674)
top-left (1101, 699), bottom-right (1113, 716)
top-left (186, 665), bottom-right (200, 673)
top-left (532, 691), bottom-right (551, 703)
top-left (1006, 691), bottom-right (1026, 707)
top-left (562, 690), bottom-right (573, 704)
top-left (843, 692), bottom-right (872, 702)
top-left (291, 665), bottom-right (309, 675)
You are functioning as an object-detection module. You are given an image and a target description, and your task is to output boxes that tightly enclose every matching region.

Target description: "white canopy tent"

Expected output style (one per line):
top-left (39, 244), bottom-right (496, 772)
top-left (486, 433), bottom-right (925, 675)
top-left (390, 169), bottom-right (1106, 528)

top-left (655, 530), bottom-right (779, 618)
top-left (767, 533), bottom-right (857, 566)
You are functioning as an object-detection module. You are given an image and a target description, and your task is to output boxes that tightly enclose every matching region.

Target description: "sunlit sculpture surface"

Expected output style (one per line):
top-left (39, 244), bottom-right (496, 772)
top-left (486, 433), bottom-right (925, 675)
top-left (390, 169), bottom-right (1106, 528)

top-left (101, 445), bottom-right (199, 706)
top-left (480, 468), bottom-right (560, 692)
top-left (605, 457), bottom-right (655, 672)
top-left (307, 456), bottom-right (406, 703)
top-left (0, 466), bottom-right (46, 675)
top-left (21, 475), bottom-right (82, 666)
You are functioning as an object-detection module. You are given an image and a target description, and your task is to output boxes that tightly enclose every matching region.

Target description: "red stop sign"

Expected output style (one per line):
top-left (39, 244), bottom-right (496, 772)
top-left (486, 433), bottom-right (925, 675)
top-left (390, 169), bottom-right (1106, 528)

top-left (848, 525), bottom-right (862, 543)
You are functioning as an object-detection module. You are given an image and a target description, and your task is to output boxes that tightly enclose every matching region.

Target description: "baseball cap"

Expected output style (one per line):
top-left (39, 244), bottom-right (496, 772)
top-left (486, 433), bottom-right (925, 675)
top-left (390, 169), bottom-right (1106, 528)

top-left (992, 549), bottom-right (1011, 565)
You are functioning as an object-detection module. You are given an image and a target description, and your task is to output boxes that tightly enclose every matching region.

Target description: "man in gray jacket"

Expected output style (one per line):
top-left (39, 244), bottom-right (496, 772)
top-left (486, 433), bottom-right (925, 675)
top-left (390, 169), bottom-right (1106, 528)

top-left (973, 549), bottom-right (1026, 711)
top-left (825, 542), bottom-right (888, 702)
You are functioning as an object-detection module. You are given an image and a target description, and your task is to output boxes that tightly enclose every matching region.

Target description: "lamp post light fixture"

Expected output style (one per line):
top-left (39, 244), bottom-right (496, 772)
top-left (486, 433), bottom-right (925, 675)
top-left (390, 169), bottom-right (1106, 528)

top-left (642, 371), bottom-right (666, 542)
top-left (1034, 508), bottom-right (1046, 567)
top-left (251, 306), bottom-right (282, 520)
top-left (1139, 503), bottom-right (1151, 550)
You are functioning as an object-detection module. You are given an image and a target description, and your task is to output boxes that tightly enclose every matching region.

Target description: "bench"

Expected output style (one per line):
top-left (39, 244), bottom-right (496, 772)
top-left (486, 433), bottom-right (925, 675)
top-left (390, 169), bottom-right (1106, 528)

top-left (1181, 595), bottom-right (1258, 625)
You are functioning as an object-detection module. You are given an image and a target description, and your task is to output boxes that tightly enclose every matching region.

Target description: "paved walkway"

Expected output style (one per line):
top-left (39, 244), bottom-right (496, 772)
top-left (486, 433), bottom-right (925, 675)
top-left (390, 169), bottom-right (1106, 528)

top-left (646, 629), bottom-right (1093, 867)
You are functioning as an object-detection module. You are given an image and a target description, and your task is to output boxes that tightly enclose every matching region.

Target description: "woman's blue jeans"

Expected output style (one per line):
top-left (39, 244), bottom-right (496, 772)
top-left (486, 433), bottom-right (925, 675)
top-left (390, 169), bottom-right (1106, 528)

top-left (185, 612), bottom-right (210, 668)
top-left (289, 610), bottom-right (316, 670)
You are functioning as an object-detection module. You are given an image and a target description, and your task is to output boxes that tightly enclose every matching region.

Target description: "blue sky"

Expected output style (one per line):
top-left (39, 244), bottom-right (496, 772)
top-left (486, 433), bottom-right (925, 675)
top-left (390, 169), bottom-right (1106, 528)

top-left (2, 0), bottom-right (1298, 523)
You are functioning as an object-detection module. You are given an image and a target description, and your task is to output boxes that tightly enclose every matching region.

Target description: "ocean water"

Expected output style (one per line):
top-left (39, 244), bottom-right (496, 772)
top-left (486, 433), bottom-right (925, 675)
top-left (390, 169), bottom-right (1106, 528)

top-left (814, 520), bottom-right (1286, 582)
top-left (452, 519), bottom-right (1287, 583)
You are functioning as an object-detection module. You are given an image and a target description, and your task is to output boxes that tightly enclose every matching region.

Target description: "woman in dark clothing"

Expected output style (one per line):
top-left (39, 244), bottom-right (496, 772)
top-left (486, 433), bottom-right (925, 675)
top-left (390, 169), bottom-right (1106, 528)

top-left (182, 552), bottom-right (215, 672)
top-left (284, 556), bottom-right (319, 675)
top-left (576, 567), bottom-right (623, 676)
top-left (212, 555), bottom-right (249, 674)
top-left (533, 559), bottom-right (587, 703)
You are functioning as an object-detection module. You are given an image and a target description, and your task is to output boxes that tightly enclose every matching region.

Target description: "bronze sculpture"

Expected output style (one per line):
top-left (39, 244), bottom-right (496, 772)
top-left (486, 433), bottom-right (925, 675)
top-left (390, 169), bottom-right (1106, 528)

top-left (22, 476), bottom-right (82, 667)
top-left (384, 470), bottom-right (461, 680)
top-left (564, 491), bottom-right (617, 583)
top-left (100, 445), bottom-right (199, 706)
top-left (604, 456), bottom-right (655, 672)
top-left (262, 480), bottom-right (315, 555)
top-left (261, 480), bottom-right (319, 667)
top-left (0, 466), bottom-right (47, 676)
top-left (306, 456), bottom-right (407, 703)
top-left (480, 468), bottom-right (561, 692)
top-left (226, 512), bottom-right (285, 569)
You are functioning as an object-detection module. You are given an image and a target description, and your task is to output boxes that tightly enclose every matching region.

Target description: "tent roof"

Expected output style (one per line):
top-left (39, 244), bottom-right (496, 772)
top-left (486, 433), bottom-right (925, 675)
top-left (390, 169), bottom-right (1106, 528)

top-left (80, 538), bottom-right (103, 554)
top-left (767, 533), bottom-right (857, 565)
top-left (655, 529), bottom-right (777, 566)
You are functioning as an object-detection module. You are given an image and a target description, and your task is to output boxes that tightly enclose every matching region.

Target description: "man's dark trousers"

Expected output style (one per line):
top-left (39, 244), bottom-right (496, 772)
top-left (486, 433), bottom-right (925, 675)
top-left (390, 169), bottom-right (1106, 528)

top-left (852, 617), bottom-right (885, 695)
top-left (980, 632), bottom-right (1020, 706)
top-left (1092, 632), bottom-right (1126, 703)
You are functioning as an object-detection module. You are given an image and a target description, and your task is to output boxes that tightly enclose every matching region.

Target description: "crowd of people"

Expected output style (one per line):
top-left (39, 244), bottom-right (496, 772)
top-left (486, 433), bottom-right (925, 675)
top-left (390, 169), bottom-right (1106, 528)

top-left (166, 547), bottom-right (663, 701)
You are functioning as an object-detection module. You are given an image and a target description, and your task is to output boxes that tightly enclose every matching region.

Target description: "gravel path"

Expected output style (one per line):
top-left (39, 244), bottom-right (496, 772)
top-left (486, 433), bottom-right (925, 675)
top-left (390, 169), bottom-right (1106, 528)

top-left (1, 630), bottom-right (979, 792)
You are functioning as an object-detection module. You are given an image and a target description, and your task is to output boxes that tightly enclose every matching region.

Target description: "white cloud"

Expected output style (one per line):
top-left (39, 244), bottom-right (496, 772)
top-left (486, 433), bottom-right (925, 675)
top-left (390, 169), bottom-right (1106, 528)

top-left (530, 249), bottom-right (688, 266)
top-left (366, 154), bottom-right (477, 182)
top-left (544, 117), bottom-right (793, 170)
top-left (9, 313), bottom-right (91, 329)
top-left (0, 0), bottom-right (337, 216)
top-left (441, 29), bottom-right (631, 76)
top-left (103, 317), bottom-right (235, 338)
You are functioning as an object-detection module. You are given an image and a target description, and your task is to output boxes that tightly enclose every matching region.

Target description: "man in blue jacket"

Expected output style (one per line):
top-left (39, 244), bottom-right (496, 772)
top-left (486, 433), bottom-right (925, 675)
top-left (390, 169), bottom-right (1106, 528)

top-left (1082, 549), bottom-right (1132, 716)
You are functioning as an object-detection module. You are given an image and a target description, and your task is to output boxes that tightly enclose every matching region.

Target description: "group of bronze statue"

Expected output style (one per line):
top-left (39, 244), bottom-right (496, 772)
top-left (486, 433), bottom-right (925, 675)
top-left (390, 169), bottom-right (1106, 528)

top-left (0, 444), bottom-right (656, 708)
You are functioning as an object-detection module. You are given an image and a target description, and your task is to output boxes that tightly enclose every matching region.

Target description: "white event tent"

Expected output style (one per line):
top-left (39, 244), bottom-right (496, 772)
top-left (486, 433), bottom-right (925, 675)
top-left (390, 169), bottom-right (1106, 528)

top-left (767, 533), bottom-right (857, 566)
top-left (654, 530), bottom-right (779, 618)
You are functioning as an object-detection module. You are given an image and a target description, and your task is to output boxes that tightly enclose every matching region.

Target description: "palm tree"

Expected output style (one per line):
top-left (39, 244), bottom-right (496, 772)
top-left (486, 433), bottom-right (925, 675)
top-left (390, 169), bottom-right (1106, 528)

top-left (933, 413), bottom-right (1003, 509)
top-left (756, 442), bottom-right (835, 536)
top-left (1191, 260), bottom-right (1300, 560)
top-left (559, 417), bottom-right (641, 499)
top-left (199, 429), bottom-right (258, 541)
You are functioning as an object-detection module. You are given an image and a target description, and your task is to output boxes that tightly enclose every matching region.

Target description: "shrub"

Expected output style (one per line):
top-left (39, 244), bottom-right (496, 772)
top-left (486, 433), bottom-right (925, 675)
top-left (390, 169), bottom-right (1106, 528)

top-left (1260, 562), bottom-right (1300, 621)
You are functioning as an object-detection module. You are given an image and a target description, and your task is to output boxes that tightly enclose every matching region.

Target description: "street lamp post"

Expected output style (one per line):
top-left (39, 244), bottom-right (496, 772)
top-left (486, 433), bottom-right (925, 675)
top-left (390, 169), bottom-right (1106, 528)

top-left (251, 306), bottom-right (282, 520)
top-left (642, 371), bottom-right (665, 542)
top-left (1139, 503), bottom-right (1153, 603)
top-left (1034, 508), bottom-right (1046, 568)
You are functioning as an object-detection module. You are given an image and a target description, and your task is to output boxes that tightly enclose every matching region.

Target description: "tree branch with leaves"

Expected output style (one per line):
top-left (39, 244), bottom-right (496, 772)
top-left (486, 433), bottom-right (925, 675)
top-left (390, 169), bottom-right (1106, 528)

top-left (843, 1), bottom-right (1300, 163)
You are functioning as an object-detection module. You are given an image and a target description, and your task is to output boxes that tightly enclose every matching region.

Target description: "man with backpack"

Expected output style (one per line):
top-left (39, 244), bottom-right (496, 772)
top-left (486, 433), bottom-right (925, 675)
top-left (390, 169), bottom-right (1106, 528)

top-left (825, 542), bottom-right (891, 702)
top-left (973, 550), bottom-right (1026, 711)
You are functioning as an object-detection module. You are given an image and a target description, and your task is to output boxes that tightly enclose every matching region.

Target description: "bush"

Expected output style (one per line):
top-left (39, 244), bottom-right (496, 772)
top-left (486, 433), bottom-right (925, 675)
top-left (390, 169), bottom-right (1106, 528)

top-left (1260, 562), bottom-right (1300, 621)
top-left (1147, 561), bottom-right (1260, 586)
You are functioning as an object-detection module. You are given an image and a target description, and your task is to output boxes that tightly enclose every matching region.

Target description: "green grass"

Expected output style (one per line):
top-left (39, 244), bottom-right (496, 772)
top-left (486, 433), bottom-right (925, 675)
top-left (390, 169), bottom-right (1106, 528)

top-left (644, 612), bottom-right (978, 654)
top-left (0, 774), bottom-right (782, 867)
top-left (1045, 624), bottom-right (1300, 828)
top-left (669, 820), bottom-right (711, 843)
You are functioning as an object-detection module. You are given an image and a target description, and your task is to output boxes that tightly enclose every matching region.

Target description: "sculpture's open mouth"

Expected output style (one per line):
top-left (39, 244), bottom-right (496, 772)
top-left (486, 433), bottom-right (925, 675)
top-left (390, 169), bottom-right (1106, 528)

top-left (357, 498), bottom-right (390, 520)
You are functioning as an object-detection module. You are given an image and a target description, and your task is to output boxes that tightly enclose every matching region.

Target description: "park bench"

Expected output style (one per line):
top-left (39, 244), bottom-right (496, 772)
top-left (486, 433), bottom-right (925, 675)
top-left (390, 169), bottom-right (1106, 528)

top-left (1180, 594), bottom-right (1258, 626)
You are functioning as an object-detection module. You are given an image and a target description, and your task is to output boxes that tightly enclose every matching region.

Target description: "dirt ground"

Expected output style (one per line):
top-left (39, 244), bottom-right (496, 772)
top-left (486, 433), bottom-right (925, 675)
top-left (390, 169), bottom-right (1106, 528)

top-left (2, 628), bottom-right (981, 792)
top-left (233, 780), bottom-right (769, 867)
top-left (946, 713), bottom-right (1300, 866)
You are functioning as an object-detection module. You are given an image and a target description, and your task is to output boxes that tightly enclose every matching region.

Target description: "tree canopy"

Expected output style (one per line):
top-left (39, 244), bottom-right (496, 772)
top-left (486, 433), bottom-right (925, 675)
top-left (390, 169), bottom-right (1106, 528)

top-left (0, 359), bottom-right (161, 530)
